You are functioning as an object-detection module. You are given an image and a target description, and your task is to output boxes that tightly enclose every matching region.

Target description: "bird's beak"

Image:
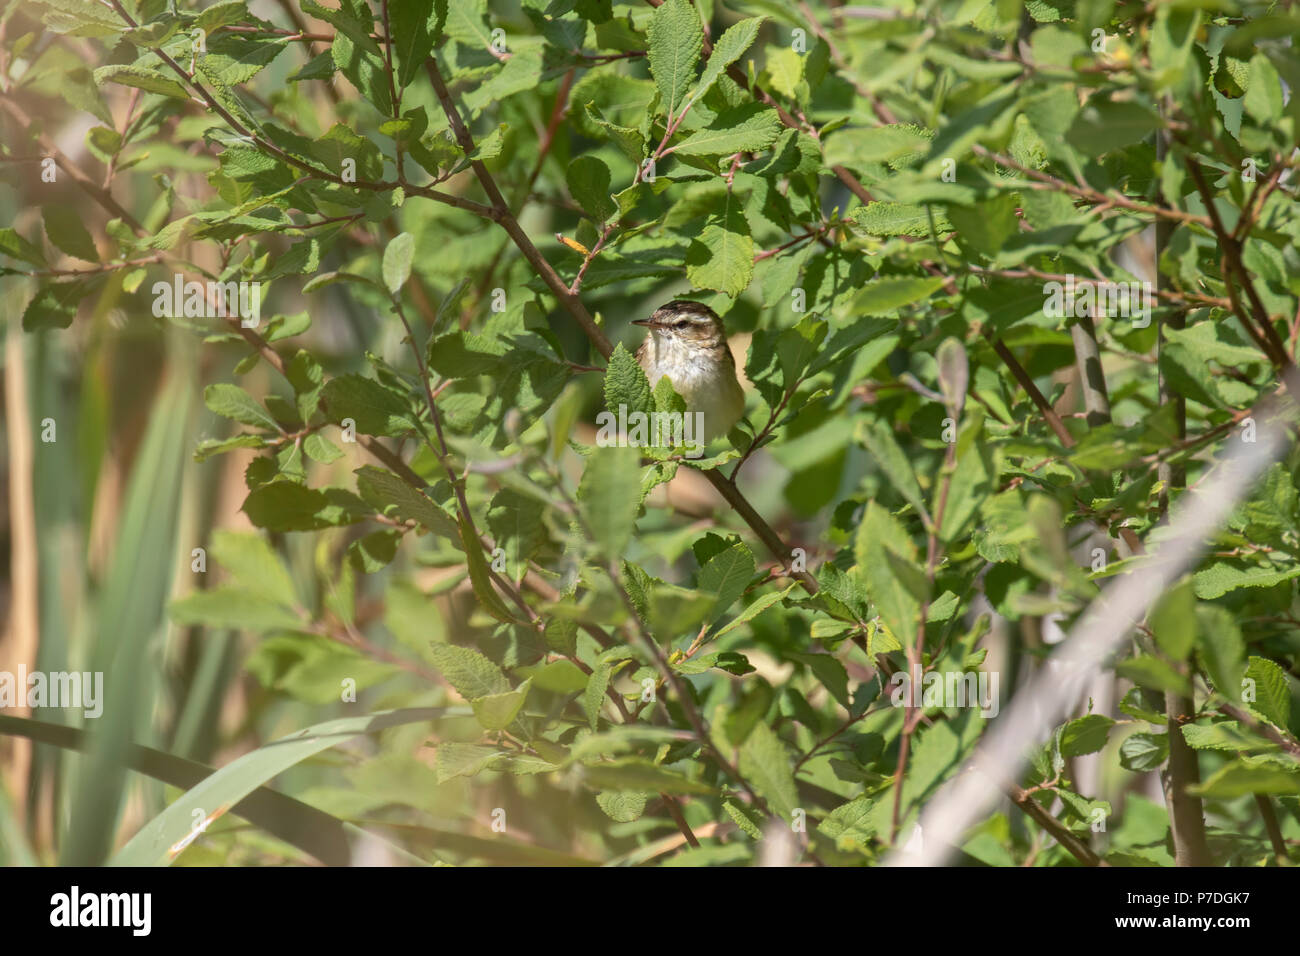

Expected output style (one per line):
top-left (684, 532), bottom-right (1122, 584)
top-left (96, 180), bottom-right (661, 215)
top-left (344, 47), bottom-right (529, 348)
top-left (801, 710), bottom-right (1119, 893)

top-left (632, 318), bottom-right (659, 328)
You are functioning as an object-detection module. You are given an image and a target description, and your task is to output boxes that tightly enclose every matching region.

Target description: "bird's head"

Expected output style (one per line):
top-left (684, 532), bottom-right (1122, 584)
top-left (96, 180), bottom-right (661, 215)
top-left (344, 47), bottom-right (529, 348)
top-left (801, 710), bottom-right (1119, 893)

top-left (633, 300), bottom-right (726, 351)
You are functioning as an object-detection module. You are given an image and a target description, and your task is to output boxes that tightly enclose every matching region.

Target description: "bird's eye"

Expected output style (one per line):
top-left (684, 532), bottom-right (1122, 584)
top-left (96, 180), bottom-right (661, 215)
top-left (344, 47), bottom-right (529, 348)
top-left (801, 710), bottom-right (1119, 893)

top-left (674, 320), bottom-right (689, 330)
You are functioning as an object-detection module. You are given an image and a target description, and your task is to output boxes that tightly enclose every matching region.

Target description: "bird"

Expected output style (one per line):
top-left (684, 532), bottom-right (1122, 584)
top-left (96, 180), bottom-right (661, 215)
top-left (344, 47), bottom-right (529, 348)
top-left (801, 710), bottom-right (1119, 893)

top-left (633, 300), bottom-right (745, 443)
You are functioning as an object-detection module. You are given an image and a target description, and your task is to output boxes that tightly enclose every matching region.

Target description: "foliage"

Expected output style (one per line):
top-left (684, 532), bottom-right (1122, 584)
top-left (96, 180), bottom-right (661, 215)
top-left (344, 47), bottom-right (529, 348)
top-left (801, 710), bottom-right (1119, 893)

top-left (1, 0), bottom-right (1299, 867)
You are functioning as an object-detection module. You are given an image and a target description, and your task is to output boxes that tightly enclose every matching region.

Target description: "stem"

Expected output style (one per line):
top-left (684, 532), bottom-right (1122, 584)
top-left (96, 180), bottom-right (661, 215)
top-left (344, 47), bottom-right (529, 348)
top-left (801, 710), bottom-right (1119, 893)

top-left (1157, 124), bottom-right (1211, 868)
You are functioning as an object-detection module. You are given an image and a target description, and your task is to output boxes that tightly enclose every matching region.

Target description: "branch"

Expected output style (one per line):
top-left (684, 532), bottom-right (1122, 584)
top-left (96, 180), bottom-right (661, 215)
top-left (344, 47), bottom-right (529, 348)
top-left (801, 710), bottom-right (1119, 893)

top-left (424, 56), bottom-right (820, 594)
top-left (890, 372), bottom-right (1300, 865)
top-left (425, 60), bottom-right (613, 357)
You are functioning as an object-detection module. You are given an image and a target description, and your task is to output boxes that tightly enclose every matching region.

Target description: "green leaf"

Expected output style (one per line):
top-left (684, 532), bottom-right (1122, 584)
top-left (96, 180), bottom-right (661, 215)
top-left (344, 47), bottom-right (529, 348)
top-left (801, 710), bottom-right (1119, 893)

top-left (195, 1), bottom-right (249, 32)
top-left (694, 17), bottom-right (764, 101)
top-left (698, 543), bottom-right (756, 624)
top-left (582, 759), bottom-right (713, 795)
top-left (1149, 576), bottom-right (1195, 660)
top-left (1192, 761), bottom-right (1300, 798)
top-left (321, 374), bottom-right (418, 437)
top-left (596, 790), bottom-right (647, 822)
top-left (851, 276), bottom-right (945, 315)
top-left (1196, 605), bottom-right (1245, 702)
top-left (436, 742), bottom-right (503, 782)
top-left (851, 202), bottom-right (952, 238)
top-left (169, 587), bottom-right (302, 632)
top-left (353, 466), bottom-right (458, 539)
top-left (583, 103), bottom-right (644, 161)
top-left (1120, 732), bottom-right (1169, 772)
top-left (647, 0), bottom-right (703, 119)
top-left (459, 518), bottom-right (517, 623)
top-left (0, 228), bottom-right (47, 267)
top-left (427, 643), bottom-right (509, 700)
top-left (1060, 714), bottom-right (1114, 756)
top-left (204, 383), bottom-right (279, 430)
top-left (567, 156), bottom-right (616, 224)
top-left (685, 204), bottom-right (753, 297)
top-left (1193, 561), bottom-right (1300, 600)
top-left (713, 584), bottom-right (796, 639)
top-left (818, 796), bottom-right (877, 850)
top-left (739, 722), bottom-right (798, 819)
top-left (241, 482), bottom-right (369, 531)
top-left (382, 231), bottom-right (414, 295)
top-left (1065, 99), bottom-right (1161, 156)
top-left (22, 280), bottom-right (95, 331)
top-left (582, 660), bottom-right (615, 730)
top-left (209, 530), bottom-right (297, 607)
top-left (938, 411), bottom-right (993, 542)
top-left (854, 501), bottom-right (927, 644)
top-left (946, 194), bottom-right (1018, 259)
top-left (471, 679), bottom-right (530, 731)
top-left (603, 343), bottom-right (655, 419)
top-left (41, 206), bottom-right (98, 261)
top-left (390, 0), bottom-right (436, 89)
top-left (1116, 655), bottom-right (1190, 695)
top-left (672, 105), bottom-right (782, 157)
top-left (1243, 656), bottom-right (1290, 729)
top-left (93, 64), bottom-right (190, 99)
top-left (348, 529), bottom-right (399, 573)
top-left (302, 0), bottom-right (382, 56)
top-left (577, 447), bottom-right (642, 559)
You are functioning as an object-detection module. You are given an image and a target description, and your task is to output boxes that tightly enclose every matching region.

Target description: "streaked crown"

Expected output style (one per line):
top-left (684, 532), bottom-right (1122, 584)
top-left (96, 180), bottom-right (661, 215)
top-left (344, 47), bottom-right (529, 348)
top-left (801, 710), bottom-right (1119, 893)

top-left (634, 300), bottom-right (726, 348)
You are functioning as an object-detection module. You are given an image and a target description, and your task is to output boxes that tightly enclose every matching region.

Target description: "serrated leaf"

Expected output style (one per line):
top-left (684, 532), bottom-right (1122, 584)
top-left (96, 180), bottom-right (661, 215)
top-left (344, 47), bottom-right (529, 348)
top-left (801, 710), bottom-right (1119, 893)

top-left (582, 660), bottom-right (615, 730)
top-left (672, 105), bottom-right (781, 157)
top-left (713, 584), bottom-right (796, 639)
top-left (694, 16), bottom-right (764, 102)
top-left (685, 204), bottom-right (753, 297)
top-left (93, 64), bottom-right (189, 98)
top-left (1243, 656), bottom-right (1290, 729)
top-left (603, 343), bottom-right (654, 419)
top-left (698, 543), bottom-right (756, 625)
top-left (854, 501), bottom-right (927, 644)
top-left (596, 790), bottom-right (647, 822)
top-left (1060, 714), bottom-right (1114, 756)
top-left (851, 202), bottom-right (951, 238)
top-left (204, 383), bottom-right (279, 430)
top-left (42, 206), bottom-right (98, 261)
top-left (320, 374), bottom-right (417, 438)
top-left (353, 466), bottom-right (459, 539)
top-left (647, 0), bottom-right (703, 120)
top-left (427, 643), bottom-right (509, 700)
top-left (738, 722), bottom-right (798, 819)
top-left (566, 156), bottom-right (616, 224)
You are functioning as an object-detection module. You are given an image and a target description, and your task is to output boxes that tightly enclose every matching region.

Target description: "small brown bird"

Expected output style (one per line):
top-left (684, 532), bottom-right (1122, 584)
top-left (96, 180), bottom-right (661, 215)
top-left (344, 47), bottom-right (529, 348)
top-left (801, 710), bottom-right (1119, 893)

top-left (633, 300), bottom-right (745, 442)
